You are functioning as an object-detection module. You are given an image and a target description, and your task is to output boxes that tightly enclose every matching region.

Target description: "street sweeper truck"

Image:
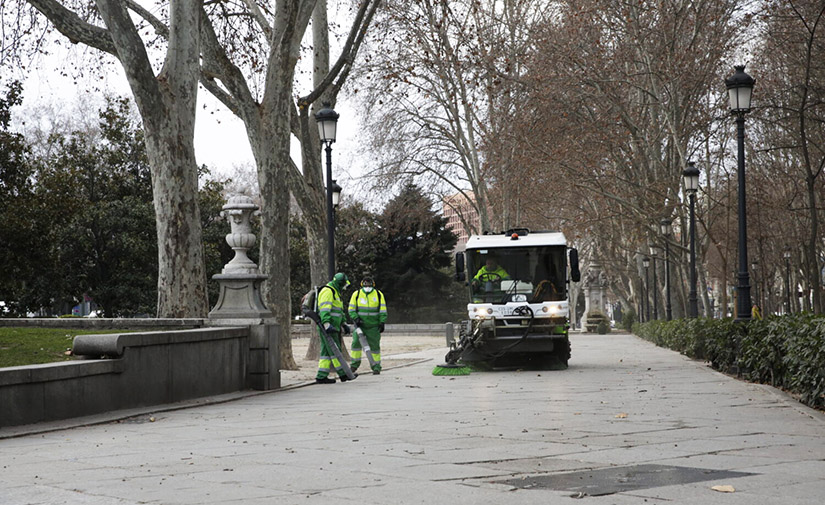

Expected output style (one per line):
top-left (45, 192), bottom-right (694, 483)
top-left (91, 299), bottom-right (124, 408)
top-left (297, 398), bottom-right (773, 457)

top-left (446, 228), bottom-right (580, 370)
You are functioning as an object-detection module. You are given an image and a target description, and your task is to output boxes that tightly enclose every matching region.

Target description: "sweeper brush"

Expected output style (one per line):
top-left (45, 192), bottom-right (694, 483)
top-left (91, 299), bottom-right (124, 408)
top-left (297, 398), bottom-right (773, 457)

top-left (432, 363), bottom-right (472, 376)
top-left (431, 328), bottom-right (473, 376)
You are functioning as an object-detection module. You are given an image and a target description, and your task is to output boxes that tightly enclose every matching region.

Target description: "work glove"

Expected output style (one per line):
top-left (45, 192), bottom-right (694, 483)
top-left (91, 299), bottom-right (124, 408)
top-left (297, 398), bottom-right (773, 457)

top-left (379, 323), bottom-right (385, 332)
top-left (353, 317), bottom-right (363, 328)
top-left (323, 323), bottom-right (334, 334)
top-left (341, 323), bottom-right (351, 335)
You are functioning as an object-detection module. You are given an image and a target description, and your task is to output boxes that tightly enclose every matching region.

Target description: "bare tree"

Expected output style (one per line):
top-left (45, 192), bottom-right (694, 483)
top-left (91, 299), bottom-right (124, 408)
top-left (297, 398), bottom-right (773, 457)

top-left (124, 0), bottom-right (380, 367)
top-left (12, 0), bottom-right (209, 318)
top-left (755, 0), bottom-right (825, 313)
top-left (6, 1), bottom-right (381, 366)
top-left (294, 0), bottom-right (381, 360)
top-left (353, 0), bottom-right (550, 235)
top-left (502, 0), bottom-right (746, 317)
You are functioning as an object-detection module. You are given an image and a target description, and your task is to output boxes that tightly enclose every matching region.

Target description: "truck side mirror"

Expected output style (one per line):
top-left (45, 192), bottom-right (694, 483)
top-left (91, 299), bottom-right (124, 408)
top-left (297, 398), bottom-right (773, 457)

top-left (455, 252), bottom-right (466, 282)
top-left (569, 248), bottom-right (581, 282)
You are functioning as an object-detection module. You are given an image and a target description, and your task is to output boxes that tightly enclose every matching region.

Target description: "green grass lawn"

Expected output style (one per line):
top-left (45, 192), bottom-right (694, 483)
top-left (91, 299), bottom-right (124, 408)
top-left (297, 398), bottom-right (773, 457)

top-left (0, 327), bottom-right (126, 368)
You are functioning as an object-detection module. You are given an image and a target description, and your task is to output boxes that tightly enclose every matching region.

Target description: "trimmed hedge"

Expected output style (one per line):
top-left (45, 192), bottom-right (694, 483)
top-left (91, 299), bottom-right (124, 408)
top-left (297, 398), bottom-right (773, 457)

top-left (633, 313), bottom-right (825, 409)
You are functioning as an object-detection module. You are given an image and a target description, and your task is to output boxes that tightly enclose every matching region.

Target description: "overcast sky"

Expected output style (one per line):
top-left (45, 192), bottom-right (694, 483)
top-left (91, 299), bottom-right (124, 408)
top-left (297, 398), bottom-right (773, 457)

top-left (12, 22), bottom-right (369, 204)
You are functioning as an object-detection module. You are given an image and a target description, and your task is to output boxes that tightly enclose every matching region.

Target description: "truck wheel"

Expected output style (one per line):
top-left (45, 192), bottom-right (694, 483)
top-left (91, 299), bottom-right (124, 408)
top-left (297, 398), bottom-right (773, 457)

top-left (549, 338), bottom-right (570, 369)
top-left (561, 337), bottom-right (571, 361)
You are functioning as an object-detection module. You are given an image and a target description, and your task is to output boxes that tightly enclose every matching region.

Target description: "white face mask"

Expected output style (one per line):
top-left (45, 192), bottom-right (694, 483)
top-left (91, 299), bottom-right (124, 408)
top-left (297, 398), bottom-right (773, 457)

top-left (362, 286), bottom-right (374, 293)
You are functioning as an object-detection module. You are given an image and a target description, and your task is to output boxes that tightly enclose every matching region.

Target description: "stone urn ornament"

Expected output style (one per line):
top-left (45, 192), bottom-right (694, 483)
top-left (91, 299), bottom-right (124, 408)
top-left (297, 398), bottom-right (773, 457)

top-left (208, 195), bottom-right (273, 321)
top-left (221, 195), bottom-right (260, 274)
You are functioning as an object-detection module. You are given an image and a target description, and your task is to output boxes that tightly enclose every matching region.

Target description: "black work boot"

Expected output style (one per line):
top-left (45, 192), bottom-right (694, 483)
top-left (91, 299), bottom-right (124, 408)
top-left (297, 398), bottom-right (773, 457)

top-left (372, 369), bottom-right (381, 375)
top-left (339, 373), bottom-right (358, 382)
top-left (315, 377), bottom-right (336, 384)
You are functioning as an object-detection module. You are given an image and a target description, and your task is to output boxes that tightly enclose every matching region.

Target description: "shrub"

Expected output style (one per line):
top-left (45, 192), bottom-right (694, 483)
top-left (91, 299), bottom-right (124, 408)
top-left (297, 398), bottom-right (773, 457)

top-left (633, 314), bottom-right (825, 409)
top-left (621, 309), bottom-right (636, 332)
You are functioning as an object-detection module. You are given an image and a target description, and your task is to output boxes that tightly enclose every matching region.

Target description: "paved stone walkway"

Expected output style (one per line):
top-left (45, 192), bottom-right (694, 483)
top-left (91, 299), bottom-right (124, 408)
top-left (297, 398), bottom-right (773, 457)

top-left (2, 332), bottom-right (824, 504)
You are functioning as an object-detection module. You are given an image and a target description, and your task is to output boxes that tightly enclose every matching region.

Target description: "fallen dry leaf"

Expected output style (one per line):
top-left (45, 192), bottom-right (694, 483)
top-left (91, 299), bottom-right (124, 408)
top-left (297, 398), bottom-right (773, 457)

top-left (711, 485), bottom-right (735, 493)
top-left (614, 413), bottom-right (628, 419)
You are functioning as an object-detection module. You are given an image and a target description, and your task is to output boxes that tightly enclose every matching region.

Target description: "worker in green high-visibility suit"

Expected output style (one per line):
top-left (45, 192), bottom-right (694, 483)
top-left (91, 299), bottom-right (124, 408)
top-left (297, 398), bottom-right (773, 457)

top-left (472, 257), bottom-right (510, 284)
top-left (348, 277), bottom-right (387, 375)
top-left (471, 257), bottom-right (510, 302)
top-left (315, 272), bottom-right (356, 384)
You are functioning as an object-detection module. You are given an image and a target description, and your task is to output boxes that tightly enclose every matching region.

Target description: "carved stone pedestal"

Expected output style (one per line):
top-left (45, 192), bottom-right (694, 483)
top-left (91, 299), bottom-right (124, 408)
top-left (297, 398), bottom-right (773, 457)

top-left (209, 274), bottom-right (271, 320)
top-left (207, 195), bottom-right (279, 390)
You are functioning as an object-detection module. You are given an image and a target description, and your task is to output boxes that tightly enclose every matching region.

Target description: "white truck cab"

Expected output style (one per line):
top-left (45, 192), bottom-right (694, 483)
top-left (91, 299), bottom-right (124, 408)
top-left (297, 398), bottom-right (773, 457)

top-left (451, 228), bottom-right (580, 369)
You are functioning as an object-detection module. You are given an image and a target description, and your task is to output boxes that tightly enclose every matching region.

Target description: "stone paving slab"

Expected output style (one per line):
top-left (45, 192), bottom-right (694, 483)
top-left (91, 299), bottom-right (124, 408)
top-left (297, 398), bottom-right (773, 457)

top-left (1, 332), bottom-right (824, 504)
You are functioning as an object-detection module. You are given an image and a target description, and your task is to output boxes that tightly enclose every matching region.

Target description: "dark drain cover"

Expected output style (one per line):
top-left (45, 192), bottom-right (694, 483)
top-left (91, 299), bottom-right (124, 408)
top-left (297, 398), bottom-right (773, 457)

top-left (499, 464), bottom-right (753, 496)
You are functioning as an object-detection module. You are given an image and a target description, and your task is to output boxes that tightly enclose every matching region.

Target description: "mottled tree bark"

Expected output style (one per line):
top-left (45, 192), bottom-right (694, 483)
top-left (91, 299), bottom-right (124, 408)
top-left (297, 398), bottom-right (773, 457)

top-left (27, 0), bottom-right (209, 317)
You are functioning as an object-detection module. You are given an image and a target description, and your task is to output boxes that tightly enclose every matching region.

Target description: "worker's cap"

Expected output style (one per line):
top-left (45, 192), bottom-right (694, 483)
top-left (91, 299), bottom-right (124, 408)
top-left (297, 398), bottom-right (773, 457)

top-left (361, 277), bottom-right (375, 288)
top-left (333, 272), bottom-right (350, 287)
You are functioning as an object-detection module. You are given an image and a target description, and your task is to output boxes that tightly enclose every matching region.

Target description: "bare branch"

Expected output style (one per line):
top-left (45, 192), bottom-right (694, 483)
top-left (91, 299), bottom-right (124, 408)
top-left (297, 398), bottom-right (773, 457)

top-left (239, 0), bottom-right (272, 39)
top-left (124, 0), bottom-right (168, 38)
top-left (298, 0), bottom-right (381, 107)
top-left (27, 0), bottom-right (116, 55)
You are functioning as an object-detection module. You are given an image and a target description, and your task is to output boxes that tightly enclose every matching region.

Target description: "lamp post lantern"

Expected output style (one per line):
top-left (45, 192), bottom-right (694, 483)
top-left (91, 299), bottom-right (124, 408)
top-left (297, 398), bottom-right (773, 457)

top-left (315, 102), bottom-right (340, 279)
top-left (642, 256), bottom-right (650, 322)
top-left (331, 180), bottom-right (342, 208)
top-left (784, 249), bottom-right (792, 314)
top-left (726, 65), bottom-right (756, 320)
top-left (660, 219), bottom-right (673, 321)
top-left (683, 161), bottom-right (700, 318)
top-left (649, 242), bottom-right (659, 320)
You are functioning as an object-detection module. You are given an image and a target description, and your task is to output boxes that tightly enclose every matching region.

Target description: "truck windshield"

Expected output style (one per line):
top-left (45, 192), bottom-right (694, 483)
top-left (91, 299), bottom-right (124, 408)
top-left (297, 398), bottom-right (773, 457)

top-left (467, 246), bottom-right (567, 303)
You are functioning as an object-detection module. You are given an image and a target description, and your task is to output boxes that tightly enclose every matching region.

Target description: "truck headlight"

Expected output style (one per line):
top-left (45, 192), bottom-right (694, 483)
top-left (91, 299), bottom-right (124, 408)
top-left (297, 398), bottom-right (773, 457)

top-left (542, 304), bottom-right (563, 316)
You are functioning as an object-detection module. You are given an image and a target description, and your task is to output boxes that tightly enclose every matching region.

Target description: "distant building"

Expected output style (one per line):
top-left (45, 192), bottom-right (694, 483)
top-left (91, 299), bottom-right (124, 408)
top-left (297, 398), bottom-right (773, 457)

top-left (442, 192), bottom-right (481, 250)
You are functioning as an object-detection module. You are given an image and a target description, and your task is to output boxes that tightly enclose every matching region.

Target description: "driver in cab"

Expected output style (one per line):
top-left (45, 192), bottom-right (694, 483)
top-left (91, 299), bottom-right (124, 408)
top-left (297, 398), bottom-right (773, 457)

top-left (472, 257), bottom-right (510, 287)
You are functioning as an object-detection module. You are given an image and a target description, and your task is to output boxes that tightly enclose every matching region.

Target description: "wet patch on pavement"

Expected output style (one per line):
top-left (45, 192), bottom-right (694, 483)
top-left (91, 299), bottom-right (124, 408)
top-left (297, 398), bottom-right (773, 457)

top-left (496, 463), bottom-right (754, 496)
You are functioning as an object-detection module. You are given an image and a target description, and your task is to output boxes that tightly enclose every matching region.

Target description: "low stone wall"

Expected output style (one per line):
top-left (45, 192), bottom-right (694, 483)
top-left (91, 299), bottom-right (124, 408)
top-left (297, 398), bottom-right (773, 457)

top-left (1, 319), bottom-right (452, 337)
top-left (0, 318), bottom-right (206, 329)
top-left (0, 319), bottom-right (451, 428)
top-left (0, 325), bottom-right (280, 428)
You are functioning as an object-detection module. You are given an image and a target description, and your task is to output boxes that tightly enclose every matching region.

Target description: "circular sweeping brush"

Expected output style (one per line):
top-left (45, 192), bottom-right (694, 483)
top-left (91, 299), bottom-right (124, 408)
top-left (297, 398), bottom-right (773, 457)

top-left (432, 363), bottom-right (472, 376)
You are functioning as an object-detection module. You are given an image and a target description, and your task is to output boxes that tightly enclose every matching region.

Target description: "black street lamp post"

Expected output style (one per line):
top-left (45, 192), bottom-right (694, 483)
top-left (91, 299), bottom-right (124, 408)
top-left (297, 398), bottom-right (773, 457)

top-left (315, 103), bottom-right (340, 279)
top-left (660, 219), bottom-right (673, 321)
top-left (784, 249), bottom-right (792, 314)
top-left (643, 256), bottom-right (650, 322)
top-left (684, 162), bottom-right (700, 318)
top-left (650, 242), bottom-right (659, 320)
top-left (726, 65), bottom-right (756, 321)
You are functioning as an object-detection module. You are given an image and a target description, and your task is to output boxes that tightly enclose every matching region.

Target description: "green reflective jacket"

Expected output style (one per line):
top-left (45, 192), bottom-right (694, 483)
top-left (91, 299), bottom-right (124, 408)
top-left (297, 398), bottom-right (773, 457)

top-left (317, 283), bottom-right (344, 328)
top-left (473, 265), bottom-right (510, 281)
top-left (348, 289), bottom-right (387, 328)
